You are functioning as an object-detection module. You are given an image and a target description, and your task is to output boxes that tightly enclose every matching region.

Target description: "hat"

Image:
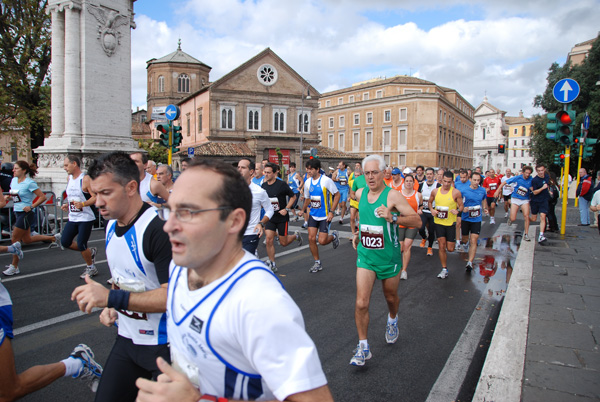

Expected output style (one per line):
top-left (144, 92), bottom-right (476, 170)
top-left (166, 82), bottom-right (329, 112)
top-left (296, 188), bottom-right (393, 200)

top-left (329, 167), bottom-right (334, 170)
top-left (403, 167), bottom-right (413, 174)
top-left (391, 168), bottom-right (401, 175)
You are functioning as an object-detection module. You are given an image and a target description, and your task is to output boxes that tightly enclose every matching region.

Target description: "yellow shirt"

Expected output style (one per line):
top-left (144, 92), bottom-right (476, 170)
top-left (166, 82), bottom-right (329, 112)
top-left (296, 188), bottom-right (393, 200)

top-left (433, 188), bottom-right (458, 226)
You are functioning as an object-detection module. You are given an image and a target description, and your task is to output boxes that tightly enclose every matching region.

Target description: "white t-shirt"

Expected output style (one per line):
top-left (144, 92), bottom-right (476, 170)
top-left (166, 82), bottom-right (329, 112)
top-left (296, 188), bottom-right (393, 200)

top-left (245, 182), bottom-right (274, 237)
top-left (166, 252), bottom-right (328, 401)
top-left (591, 189), bottom-right (600, 209)
top-left (501, 176), bottom-right (515, 196)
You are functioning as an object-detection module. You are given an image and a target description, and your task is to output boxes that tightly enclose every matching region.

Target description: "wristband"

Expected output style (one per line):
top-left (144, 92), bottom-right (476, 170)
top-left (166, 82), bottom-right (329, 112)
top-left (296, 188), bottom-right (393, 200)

top-left (198, 395), bottom-right (227, 402)
top-left (107, 289), bottom-right (130, 310)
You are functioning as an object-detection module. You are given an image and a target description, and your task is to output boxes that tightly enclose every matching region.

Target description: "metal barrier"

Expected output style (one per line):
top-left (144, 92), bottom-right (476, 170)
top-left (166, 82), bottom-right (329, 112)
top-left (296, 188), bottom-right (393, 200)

top-left (1, 191), bottom-right (60, 242)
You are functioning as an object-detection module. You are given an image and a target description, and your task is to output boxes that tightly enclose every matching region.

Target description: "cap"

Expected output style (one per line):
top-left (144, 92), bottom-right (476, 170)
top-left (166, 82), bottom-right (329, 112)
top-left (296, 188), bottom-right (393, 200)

top-left (403, 167), bottom-right (413, 174)
top-left (391, 168), bottom-right (401, 175)
top-left (329, 167), bottom-right (334, 170)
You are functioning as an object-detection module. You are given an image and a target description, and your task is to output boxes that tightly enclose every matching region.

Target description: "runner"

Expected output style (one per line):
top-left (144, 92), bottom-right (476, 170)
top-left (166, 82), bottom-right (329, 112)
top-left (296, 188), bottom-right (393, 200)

top-left (482, 168), bottom-right (501, 225)
top-left (530, 164), bottom-right (551, 243)
top-left (453, 169), bottom-right (471, 252)
top-left (262, 163), bottom-right (303, 272)
top-left (145, 160), bottom-right (157, 179)
top-left (501, 169), bottom-right (514, 218)
top-left (135, 159), bottom-right (333, 402)
top-left (71, 152), bottom-right (172, 402)
top-left (130, 152), bottom-right (169, 205)
top-left (155, 164), bottom-right (174, 194)
top-left (3, 161), bottom-right (60, 276)
top-left (418, 168), bottom-right (440, 256)
top-left (332, 161), bottom-right (350, 224)
top-left (414, 165), bottom-right (426, 183)
top-left (460, 172), bottom-right (489, 272)
top-left (383, 166), bottom-right (393, 187)
top-left (431, 171), bottom-right (464, 279)
top-left (301, 158), bottom-right (340, 273)
top-left (396, 174), bottom-right (422, 280)
top-left (349, 155), bottom-right (420, 366)
top-left (389, 167), bottom-right (403, 191)
top-left (0, 195), bottom-right (24, 267)
top-left (496, 166), bottom-right (533, 241)
top-left (287, 162), bottom-right (304, 221)
top-left (60, 155), bottom-right (99, 279)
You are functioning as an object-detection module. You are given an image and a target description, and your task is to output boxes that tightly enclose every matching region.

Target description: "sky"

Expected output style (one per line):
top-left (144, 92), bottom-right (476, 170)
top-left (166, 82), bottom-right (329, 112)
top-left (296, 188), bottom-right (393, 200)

top-left (130, 0), bottom-right (600, 118)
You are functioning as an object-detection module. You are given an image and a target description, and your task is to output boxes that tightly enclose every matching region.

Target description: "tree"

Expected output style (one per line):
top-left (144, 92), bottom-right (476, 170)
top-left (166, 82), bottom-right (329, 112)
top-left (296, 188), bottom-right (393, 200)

top-left (532, 35), bottom-right (600, 173)
top-left (0, 0), bottom-right (51, 157)
top-left (137, 139), bottom-right (169, 165)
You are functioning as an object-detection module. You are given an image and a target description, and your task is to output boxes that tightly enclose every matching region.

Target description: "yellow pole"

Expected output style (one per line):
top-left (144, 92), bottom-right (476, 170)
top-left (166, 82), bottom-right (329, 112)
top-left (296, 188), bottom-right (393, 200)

top-left (560, 146), bottom-right (571, 235)
top-left (574, 142), bottom-right (583, 207)
top-left (168, 125), bottom-right (173, 166)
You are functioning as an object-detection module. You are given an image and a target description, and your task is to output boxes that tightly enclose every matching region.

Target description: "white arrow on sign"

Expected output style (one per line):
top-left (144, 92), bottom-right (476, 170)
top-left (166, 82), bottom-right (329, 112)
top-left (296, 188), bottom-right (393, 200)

top-left (559, 80), bottom-right (573, 102)
top-left (166, 109), bottom-right (177, 119)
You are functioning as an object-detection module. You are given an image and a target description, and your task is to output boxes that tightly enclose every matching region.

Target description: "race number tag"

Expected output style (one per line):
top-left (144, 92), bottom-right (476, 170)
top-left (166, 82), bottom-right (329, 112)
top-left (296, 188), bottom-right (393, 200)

top-left (69, 201), bottom-right (82, 212)
top-left (516, 186), bottom-right (528, 197)
top-left (113, 279), bottom-right (147, 321)
top-left (469, 207), bottom-right (481, 218)
top-left (436, 207), bottom-right (449, 219)
top-left (422, 196), bottom-right (429, 210)
top-left (340, 180), bottom-right (347, 186)
top-left (269, 197), bottom-right (279, 212)
top-left (360, 224), bottom-right (384, 249)
top-left (310, 195), bottom-right (321, 209)
top-left (489, 183), bottom-right (497, 191)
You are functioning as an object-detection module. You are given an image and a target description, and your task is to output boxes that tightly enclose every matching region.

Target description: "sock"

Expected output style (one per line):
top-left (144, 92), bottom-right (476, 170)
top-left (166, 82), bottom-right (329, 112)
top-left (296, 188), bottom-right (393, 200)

top-left (315, 259), bottom-right (321, 264)
top-left (87, 264), bottom-right (94, 269)
top-left (359, 339), bottom-right (369, 349)
top-left (388, 314), bottom-right (397, 324)
top-left (7, 245), bottom-right (15, 253)
top-left (61, 357), bottom-right (83, 377)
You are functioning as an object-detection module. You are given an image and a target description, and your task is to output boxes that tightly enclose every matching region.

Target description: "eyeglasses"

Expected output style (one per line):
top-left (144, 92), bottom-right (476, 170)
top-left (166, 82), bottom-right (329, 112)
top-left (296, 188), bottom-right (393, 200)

top-left (364, 170), bottom-right (381, 177)
top-left (157, 206), bottom-right (230, 222)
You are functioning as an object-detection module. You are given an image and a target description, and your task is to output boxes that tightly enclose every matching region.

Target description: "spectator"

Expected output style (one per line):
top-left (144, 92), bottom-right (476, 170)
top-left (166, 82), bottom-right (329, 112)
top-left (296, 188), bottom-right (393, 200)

top-left (576, 168), bottom-right (594, 226)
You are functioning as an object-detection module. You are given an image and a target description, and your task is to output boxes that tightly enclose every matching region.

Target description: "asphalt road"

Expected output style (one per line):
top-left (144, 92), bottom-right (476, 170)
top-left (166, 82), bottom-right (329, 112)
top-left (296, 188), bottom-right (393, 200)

top-left (0, 210), bottom-right (522, 402)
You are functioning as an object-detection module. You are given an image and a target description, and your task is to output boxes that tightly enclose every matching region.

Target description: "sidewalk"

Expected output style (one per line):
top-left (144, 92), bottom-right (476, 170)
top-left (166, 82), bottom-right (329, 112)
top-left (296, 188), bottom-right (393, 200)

top-left (473, 202), bottom-right (600, 401)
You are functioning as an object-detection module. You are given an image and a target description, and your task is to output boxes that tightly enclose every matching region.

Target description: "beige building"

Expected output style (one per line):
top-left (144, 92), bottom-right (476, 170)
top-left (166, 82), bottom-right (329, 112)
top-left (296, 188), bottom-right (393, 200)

top-left (506, 112), bottom-right (534, 171)
top-left (567, 36), bottom-right (597, 66)
top-left (317, 76), bottom-right (475, 169)
top-left (0, 121), bottom-right (31, 163)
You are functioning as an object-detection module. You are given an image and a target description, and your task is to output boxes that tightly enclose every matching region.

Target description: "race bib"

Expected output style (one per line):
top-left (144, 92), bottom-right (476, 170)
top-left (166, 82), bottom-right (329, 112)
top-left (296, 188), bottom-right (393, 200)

top-left (469, 207), bottom-right (481, 218)
top-left (69, 201), bottom-right (82, 212)
top-left (340, 180), bottom-right (347, 186)
top-left (310, 195), bottom-right (321, 209)
top-left (113, 279), bottom-right (147, 321)
top-left (489, 183), bottom-right (497, 190)
top-left (422, 196), bottom-right (430, 210)
top-left (516, 186), bottom-right (528, 197)
top-left (269, 197), bottom-right (280, 212)
top-left (360, 224), bottom-right (384, 249)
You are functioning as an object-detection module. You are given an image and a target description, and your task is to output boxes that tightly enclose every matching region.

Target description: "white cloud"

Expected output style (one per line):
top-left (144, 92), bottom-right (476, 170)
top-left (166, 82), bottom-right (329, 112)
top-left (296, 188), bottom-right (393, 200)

top-left (130, 0), bottom-right (600, 117)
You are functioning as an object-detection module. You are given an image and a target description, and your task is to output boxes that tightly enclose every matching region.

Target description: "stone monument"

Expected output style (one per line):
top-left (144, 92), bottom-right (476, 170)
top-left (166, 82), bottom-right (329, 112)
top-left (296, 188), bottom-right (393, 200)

top-left (36, 0), bottom-right (139, 195)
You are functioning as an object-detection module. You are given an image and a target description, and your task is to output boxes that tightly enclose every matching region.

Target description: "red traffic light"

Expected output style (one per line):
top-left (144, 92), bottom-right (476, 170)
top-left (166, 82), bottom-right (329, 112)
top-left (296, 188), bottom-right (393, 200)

top-left (556, 111), bottom-right (572, 125)
top-left (156, 125), bottom-right (168, 134)
top-left (559, 154), bottom-right (565, 159)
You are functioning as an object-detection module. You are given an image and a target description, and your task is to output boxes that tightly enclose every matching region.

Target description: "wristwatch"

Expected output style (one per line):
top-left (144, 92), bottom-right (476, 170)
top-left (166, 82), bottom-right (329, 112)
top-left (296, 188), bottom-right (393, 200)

top-left (392, 215), bottom-right (398, 224)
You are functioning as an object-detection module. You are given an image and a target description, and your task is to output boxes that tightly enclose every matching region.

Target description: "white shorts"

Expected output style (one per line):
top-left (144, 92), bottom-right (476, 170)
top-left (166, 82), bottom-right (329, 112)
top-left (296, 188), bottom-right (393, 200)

top-left (511, 198), bottom-right (530, 206)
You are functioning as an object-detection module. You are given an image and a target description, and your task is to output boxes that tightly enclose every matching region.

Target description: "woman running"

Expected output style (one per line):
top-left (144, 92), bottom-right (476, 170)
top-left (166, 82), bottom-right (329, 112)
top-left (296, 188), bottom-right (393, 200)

top-left (397, 174), bottom-right (421, 280)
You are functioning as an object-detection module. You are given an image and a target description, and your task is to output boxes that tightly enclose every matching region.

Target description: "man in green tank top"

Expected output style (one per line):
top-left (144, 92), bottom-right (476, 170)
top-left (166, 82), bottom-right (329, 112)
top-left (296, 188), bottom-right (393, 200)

top-left (349, 155), bottom-right (421, 367)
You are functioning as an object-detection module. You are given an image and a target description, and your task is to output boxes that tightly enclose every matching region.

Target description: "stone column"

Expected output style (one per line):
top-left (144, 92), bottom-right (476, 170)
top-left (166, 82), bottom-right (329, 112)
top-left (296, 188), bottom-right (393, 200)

top-left (49, 7), bottom-right (65, 137)
top-left (63, 3), bottom-right (81, 140)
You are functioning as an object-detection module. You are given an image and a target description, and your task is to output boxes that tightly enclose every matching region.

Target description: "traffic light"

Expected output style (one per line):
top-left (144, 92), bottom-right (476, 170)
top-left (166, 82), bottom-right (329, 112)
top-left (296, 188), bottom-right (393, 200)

top-left (582, 137), bottom-right (598, 159)
top-left (172, 125), bottom-right (182, 153)
top-left (156, 124), bottom-right (171, 147)
top-left (497, 144), bottom-right (505, 154)
top-left (309, 147), bottom-right (317, 159)
top-left (546, 113), bottom-right (558, 141)
top-left (555, 110), bottom-right (576, 145)
top-left (553, 153), bottom-right (565, 167)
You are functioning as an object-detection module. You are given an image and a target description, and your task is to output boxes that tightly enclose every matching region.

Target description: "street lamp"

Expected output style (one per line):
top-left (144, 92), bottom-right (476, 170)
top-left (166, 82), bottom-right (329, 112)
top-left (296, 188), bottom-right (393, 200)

top-left (299, 84), bottom-right (311, 167)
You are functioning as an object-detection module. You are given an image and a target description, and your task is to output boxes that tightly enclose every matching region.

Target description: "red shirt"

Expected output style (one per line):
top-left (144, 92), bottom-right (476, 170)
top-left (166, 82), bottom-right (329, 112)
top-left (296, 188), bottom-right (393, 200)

top-left (483, 176), bottom-right (502, 197)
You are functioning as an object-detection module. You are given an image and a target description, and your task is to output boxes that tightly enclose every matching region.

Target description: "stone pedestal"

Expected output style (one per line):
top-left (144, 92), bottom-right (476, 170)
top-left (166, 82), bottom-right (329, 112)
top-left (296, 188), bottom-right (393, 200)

top-left (37, 0), bottom-right (139, 194)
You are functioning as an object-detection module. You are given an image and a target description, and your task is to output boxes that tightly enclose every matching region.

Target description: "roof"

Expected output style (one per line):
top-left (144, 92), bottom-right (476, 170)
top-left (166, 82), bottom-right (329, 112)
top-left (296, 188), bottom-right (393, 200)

top-left (505, 116), bottom-right (533, 125)
top-left (322, 75), bottom-right (436, 97)
top-left (475, 98), bottom-right (506, 115)
top-left (181, 142), bottom-right (255, 157)
top-left (147, 41), bottom-right (211, 69)
top-left (309, 145), bottom-right (358, 160)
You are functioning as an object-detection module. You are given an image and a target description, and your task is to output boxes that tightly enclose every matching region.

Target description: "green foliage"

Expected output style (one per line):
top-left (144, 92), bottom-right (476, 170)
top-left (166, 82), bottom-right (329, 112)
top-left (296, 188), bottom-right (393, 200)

top-left (0, 0), bottom-right (52, 157)
top-left (137, 140), bottom-right (168, 165)
top-left (532, 35), bottom-right (600, 172)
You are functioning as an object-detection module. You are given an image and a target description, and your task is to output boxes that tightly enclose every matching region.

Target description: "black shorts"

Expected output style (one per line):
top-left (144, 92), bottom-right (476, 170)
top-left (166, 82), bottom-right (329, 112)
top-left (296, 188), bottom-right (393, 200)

top-left (265, 219), bottom-right (289, 236)
top-left (14, 211), bottom-right (35, 230)
top-left (486, 196), bottom-right (497, 206)
top-left (530, 200), bottom-right (549, 215)
top-left (61, 220), bottom-right (94, 251)
top-left (435, 223), bottom-right (456, 243)
top-left (308, 216), bottom-right (330, 233)
top-left (503, 194), bottom-right (511, 202)
top-left (461, 220), bottom-right (482, 236)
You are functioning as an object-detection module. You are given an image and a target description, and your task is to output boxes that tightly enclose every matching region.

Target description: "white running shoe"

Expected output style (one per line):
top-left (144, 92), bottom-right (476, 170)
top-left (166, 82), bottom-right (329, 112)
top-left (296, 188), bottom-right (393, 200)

top-left (385, 320), bottom-right (399, 344)
top-left (538, 234), bottom-right (547, 243)
top-left (349, 343), bottom-right (372, 366)
top-left (437, 268), bottom-right (448, 279)
top-left (69, 344), bottom-right (103, 392)
top-left (80, 265), bottom-right (99, 279)
top-left (400, 270), bottom-right (407, 280)
top-left (51, 232), bottom-right (64, 250)
top-left (3, 265), bottom-right (19, 276)
top-left (490, 217), bottom-right (495, 225)
top-left (295, 231), bottom-right (303, 246)
top-left (523, 233), bottom-right (530, 241)
top-left (504, 212), bottom-right (509, 218)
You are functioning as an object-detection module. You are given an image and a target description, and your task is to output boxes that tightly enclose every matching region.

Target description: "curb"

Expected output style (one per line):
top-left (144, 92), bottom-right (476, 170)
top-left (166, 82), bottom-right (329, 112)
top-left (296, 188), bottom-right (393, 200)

top-left (472, 226), bottom-right (537, 402)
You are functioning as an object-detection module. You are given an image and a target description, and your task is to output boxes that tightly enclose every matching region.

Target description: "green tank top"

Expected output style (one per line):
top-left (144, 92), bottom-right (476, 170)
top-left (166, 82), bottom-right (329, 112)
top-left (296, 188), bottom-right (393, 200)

top-left (357, 186), bottom-right (401, 267)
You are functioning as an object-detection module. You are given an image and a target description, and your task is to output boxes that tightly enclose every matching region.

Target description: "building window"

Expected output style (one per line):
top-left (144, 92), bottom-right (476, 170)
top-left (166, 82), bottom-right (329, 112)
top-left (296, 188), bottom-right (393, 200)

top-left (384, 110), bottom-right (391, 122)
top-left (513, 150), bottom-right (517, 157)
top-left (339, 133), bottom-right (345, 151)
top-left (376, 90), bottom-right (383, 98)
top-left (317, 119), bottom-right (322, 130)
top-left (178, 74), bottom-right (190, 93)
top-left (329, 117), bottom-right (334, 128)
top-left (349, 95), bottom-right (355, 103)
top-left (328, 133), bottom-right (334, 148)
top-left (220, 106), bottom-right (235, 130)
top-left (338, 97), bottom-right (343, 105)
top-left (398, 154), bottom-right (406, 166)
top-left (339, 116), bottom-right (345, 127)
top-left (247, 107), bottom-right (261, 131)
top-left (366, 131), bottom-right (373, 150)
top-left (158, 75), bottom-right (165, 93)
top-left (353, 131), bottom-right (360, 151)
top-left (383, 129), bottom-right (391, 150)
top-left (186, 114), bottom-right (191, 136)
top-left (366, 112), bottom-right (373, 124)
top-left (522, 126), bottom-right (526, 136)
top-left (482, 127), bottom-right (486, 140)
top-left (521, 150), bottom-right (525, 157)
top-left (198, 108), bottom-right (203, 132)
top-left (521, 139), bottom-right (525, 145)
top-left (273, 108), bottom-right (286, 132)
top-left (514, 140), bottom-right (517, 146)
top-left (326, 100), bottom-right (331, 107)
top-left (298, 111), bottom-right (310, 133)
top-left (10, 142), bottom-right (17, 162)
top-left (363, 92), bottom-right (369, 100)
top-left (398, 128), bottom-right (407, 148)
top-left (399, 108), bottom-right (407, 121)
top-left (353, 113), bottom-right (360, 125)
top-left (513, 163), bottom-right (516, 169)
top-left (257, 64), bottom-right (278, 86)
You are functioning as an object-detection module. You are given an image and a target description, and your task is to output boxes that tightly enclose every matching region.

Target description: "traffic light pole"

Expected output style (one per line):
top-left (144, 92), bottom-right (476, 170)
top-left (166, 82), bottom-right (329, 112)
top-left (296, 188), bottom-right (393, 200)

top-left (168, 125), bottom-right (173, 166)
top-left (560, 145), bottom-right (570, 236)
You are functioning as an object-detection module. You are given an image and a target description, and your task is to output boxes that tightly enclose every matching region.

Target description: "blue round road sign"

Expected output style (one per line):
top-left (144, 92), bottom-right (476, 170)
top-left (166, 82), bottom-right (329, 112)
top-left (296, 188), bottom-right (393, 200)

top-left (583, 114), bottom-right (590, 130)
top-left (165, 104), bottom-right (180, 121)
top-left (552, 78), bottom-right (580, 104)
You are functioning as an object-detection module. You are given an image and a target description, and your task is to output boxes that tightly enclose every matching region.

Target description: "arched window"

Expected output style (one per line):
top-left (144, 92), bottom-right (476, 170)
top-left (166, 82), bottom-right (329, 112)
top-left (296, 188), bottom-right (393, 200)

top-left (178, 74), bottom-right (190, 93)
top-left (158, 76), bottom-right (165, 93)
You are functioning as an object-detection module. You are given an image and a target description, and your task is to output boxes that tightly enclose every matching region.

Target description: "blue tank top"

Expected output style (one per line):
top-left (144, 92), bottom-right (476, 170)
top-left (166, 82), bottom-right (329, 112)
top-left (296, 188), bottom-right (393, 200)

top-left (336, 169), bottom-right (349, 190)
top-left (287, 173), bottom-right (299, 193)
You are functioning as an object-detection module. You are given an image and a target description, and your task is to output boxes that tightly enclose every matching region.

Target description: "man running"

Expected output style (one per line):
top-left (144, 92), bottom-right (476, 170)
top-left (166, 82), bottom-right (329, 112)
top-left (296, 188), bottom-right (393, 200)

top-left (453, 169), bottom-right (471, 252)
top-left (287, 162), bottom-right (304, 221)
top-left (530, 164), bottom-right (551, 243)
top-left (301, 158), bottom-right (340, 273)
top-left (332, 161), bottom-right (350, 224)
top-left (501, 169), bottom-right (514, 218)
top-left (418, 168), bottom-right (440, 256)
top-left (496, 166), bottom-right (533, 241)
top-left (135, 159), bottom-right (333, 402)
top-left (460, 172), bottom-right (488, 272)
top-left (155, 164), bottom-right (174, 194)
top-left (415, 165), bottom-right (426, 183)
top-left (482, 169), bottom-right (501, 225)
top-left (431, 171), bottom-right (464, 279)
top-left (349, 155), bottom-right (420, 366)
top-left (262, 163), bottom-right (303, 272)
top-left (60, 155), bottom-right (98, 279)
top-left (71, 152), bottom-right (172, 402)
top-left (130, 152), bottom-right (169, 205)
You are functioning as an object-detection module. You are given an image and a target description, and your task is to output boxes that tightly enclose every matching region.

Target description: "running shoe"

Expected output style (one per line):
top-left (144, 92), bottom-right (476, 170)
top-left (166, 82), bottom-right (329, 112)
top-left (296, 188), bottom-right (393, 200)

top-left (339, 219), bottom-right (343, 225)
top-left (437, 268), bottom-right (448, 279)
top-left (419, 238), bottom-right (427, 248)
top-left (51, 232), bottom-right (64, 250)
top-left (385, 320), bottom-right (399, 344)
top-left (268, 260), bottom-right (277, 273)
top-left (523, 233), bottom-right (530, 242)
top-left (538, 234), bottom-right (547, 244)
top-left (331, 230), bottom-right (339, 249)
top-left (69, 344), bottom-right (103, 392)
top-left (10, 242), bottom-right (23, 259)
top-left (465, 261), bottom-right (473, 273)
top-left (349, 343), bottom-right (372, 366)
top-left (309, 261), bottom-right (322, 273)
top-left (295, 231), bottom-right (303, 246)
top-left (490, 217), bottom-right (495, 225)
top-left (507, 219), bottom-right (512, 227)
top-left (455, 243), bottom-right (464, 253)
top-left (2, 265), bottom-right (19, 276)
top-left (427, 247), bottom-right (433, 256)
top-left (302, 222), bottom-right (308, 229)
top-left (400, 270), bottom-right (407, 280)
top-left (90, 247), bottom-right (97, 264)
top-left (80, 265), bottom-right (99, 279)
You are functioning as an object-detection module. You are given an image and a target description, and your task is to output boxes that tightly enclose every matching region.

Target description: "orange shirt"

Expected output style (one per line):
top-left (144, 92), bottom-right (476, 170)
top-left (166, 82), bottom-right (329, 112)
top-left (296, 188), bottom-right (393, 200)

top-left (399, 190), bottom-right (419, 228)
